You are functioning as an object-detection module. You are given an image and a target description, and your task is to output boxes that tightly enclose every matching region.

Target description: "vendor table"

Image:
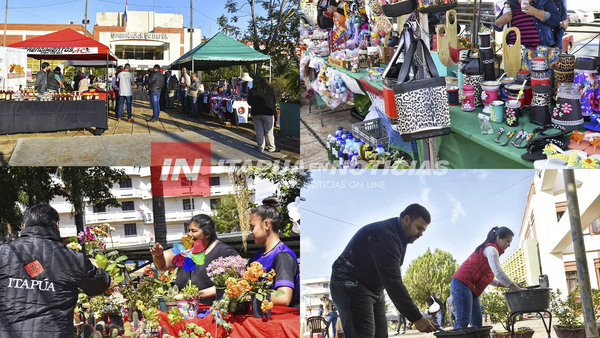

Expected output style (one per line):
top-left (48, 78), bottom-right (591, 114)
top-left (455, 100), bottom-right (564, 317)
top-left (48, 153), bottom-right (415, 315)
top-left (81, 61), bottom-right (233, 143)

top-left (438, 106), bottom-right (538, 169)
top-left (157, 305), bottom-right (299, 338)
top-left (0, 100), bottom-right (108, 135)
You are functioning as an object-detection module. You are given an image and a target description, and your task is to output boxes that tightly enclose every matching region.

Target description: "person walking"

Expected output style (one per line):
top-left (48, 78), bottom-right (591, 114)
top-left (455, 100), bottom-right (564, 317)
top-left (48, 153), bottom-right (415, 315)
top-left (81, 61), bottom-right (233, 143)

top-left (330, 203), bottom-right (436, 337)
top-left (188, 73), bottom-right (201, 117)
top-left (0, 203), bottom-right (111, 337)
top-left (116, 63), bottom-right (137, 122)
top-left (247, 77), bottom-right (278, 153)
top-left (34, 62), bottom-right (50, 94)
top-left (178, 67), bottom-right (191, 113)
top-left (148, 64), bottom-right (164, 122)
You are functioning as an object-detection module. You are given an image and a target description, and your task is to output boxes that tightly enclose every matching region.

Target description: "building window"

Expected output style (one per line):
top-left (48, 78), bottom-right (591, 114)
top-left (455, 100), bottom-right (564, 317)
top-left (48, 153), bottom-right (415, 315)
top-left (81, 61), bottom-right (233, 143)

top-left (120, 178), bottom-right (132, 188)
top-left (557, 211), bottom-right (565, 222)
top-left (114, 45), bottom-right (164, 60)
top-left (93, 204), bottom-right (106, 213)
top-left (591, 217), bottom-right (600, 235)
top-left (564, 261), bottom-right (578, 294)
top-left (183, 198), bottom-right (194, 211)
top-left (124, 223), bottom-right (137, 237)
top-left (210, 177), bottom-right (220, 186)
top-left (210, 198), bottom-right (220, 210)
top-left (184, 222), bottom-right (189, 233)
top-left (121, 201), bottom-right (135, 211)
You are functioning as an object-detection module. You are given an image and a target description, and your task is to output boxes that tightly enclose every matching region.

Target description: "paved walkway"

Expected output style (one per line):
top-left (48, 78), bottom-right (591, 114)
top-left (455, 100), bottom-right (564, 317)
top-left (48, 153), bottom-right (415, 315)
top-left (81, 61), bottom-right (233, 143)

top-left (0, 89), bottom-right (299, 166)
top-left (299, 93), bottom-right (358, 168)
top-left (387, 317), bottom-right (556, 338)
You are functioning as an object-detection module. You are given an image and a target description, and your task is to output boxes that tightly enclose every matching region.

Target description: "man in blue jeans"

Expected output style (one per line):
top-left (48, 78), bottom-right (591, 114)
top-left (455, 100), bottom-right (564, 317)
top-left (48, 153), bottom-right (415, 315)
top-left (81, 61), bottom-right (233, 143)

top-left (178, 67), bottom-right (190, 113)
top-left (147, 64), bottom-right (164, 122)
top-left (330, 204), bottom-right (436, 338)
top-left (116, 63), bottom-right (137, 122)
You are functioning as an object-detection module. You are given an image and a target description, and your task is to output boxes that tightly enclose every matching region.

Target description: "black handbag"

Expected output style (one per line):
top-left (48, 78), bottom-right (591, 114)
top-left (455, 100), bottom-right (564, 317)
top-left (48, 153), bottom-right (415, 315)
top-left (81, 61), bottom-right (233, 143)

top-left (391, 38), bottom-right (451, 141)
top-left (461, 50), bottom-right (482, 75)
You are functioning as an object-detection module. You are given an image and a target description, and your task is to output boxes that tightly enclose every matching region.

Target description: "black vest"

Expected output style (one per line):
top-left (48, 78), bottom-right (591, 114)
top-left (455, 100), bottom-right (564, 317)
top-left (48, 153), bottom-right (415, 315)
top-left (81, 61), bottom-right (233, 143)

top-left (47, 72), bottom-right (60, 91)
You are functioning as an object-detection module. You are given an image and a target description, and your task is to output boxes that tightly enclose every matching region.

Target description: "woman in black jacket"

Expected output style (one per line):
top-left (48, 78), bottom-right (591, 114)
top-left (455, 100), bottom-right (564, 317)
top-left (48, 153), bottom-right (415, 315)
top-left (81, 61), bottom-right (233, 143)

top-left (248, 77), bottom-right (277, 152)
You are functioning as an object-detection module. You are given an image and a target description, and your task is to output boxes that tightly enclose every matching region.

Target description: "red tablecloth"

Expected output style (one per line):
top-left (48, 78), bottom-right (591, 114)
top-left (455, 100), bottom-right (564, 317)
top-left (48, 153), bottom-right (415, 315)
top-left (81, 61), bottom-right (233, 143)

top-left (157, 305), bottom-right (299, 338)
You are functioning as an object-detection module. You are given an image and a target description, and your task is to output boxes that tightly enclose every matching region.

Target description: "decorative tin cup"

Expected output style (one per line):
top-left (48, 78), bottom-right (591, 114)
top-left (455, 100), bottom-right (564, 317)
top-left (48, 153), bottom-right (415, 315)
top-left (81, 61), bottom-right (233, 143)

top-left (490, 100), bottom-right (505, 123)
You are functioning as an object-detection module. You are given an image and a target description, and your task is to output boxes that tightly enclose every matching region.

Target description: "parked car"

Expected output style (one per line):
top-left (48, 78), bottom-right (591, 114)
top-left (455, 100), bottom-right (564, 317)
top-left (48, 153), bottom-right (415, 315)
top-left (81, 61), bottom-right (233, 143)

top-left (562, 33), bottom-right (574, 53)
top-left (568, 9), bottom-right (581, 22)
top-left (573, 38), bottom-right (600, 58)
top-left (576, 9), bottom-right (595, 23)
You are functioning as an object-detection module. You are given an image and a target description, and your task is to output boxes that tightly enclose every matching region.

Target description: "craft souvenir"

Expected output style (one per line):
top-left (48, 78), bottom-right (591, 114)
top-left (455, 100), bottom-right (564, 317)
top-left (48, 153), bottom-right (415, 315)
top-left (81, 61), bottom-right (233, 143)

top-left (552, 83), bottom-right (584, 127)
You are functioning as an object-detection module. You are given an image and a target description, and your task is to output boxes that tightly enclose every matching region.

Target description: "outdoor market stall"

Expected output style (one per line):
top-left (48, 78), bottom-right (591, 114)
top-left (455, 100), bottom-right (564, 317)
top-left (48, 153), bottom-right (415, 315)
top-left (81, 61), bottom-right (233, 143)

top-left (157, 305), bottom-right (300, 338)
top-left (300, 0), bottom-right (600, 169)
top-left (169, 32), bottom-right (270, 126)
top-left (4, 28), bottom-right (117, 135)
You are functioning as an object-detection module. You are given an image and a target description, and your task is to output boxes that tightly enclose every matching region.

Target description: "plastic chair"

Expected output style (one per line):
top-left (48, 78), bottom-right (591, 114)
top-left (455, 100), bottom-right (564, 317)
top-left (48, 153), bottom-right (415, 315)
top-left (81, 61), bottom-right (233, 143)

top-left (306, 316), bottom-right (329, 338)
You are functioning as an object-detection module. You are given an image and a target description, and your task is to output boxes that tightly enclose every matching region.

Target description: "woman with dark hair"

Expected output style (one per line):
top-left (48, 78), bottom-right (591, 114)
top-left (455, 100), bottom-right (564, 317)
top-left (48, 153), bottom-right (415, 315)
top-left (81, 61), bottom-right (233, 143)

top-left (249, 197), bottom-right (300, 307)
top-left (247, 77), bottom-right (277, 153)
top-left (451, 226), bottom-right (523, 329)
top-left (150, 214), bottom-right (239, 305)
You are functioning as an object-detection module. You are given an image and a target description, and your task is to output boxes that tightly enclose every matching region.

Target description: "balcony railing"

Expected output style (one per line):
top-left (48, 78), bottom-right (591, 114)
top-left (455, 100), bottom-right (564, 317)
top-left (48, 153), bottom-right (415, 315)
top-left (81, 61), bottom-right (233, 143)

top-left (85, 210), bottom-right (143, 224)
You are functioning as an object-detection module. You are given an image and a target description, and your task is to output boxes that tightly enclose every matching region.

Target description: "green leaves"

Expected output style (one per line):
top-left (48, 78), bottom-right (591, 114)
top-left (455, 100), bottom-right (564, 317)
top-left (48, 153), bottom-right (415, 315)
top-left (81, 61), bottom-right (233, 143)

top-left (403, 248), bottom-right (459, 307)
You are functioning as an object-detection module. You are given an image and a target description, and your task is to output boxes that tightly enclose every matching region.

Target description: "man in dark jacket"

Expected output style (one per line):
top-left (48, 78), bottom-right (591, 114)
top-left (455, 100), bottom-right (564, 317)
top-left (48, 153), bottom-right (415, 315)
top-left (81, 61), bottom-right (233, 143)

top-left (148, 64), bottom-right (165, 122)
top-left (34, 62), bottom-right (50, 94)
top-left (330, 203), bottom-right (436, 337)
top-left (0, 203), bottom-right (111, 338)
top-left (165, 71), bottom-right (178, 109)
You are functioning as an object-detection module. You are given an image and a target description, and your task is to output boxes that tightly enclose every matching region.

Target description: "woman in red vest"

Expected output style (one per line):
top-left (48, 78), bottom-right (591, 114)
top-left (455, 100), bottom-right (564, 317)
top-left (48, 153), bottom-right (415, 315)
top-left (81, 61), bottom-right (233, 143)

top-left (450, 226), bottom-right (523, 329)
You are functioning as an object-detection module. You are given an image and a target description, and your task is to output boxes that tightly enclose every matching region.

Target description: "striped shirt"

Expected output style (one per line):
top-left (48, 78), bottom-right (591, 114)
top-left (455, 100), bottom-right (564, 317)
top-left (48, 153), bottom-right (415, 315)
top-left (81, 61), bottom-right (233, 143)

top-left (507, 2), bottom-right (541, 49)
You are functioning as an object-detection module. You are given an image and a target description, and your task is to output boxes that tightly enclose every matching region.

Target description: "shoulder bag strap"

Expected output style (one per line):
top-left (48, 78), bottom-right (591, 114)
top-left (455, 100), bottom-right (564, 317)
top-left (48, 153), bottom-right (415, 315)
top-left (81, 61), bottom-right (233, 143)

top-left (397, 38), bottom-right (441, 83)
top-left (382, 23), bottom-right (414, 79)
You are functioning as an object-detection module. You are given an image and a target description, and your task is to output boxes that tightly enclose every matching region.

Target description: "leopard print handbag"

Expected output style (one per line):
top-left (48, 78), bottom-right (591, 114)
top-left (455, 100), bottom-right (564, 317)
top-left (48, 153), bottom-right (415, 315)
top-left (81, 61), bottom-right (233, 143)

top-left (391, 38), bottom-right (451, 141)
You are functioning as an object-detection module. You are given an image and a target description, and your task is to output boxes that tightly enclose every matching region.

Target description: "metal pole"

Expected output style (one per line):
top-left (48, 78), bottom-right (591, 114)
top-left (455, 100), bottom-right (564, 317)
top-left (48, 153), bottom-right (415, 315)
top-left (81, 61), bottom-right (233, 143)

top-left (84, 0), bottom-right (88, 36)
top-left (563, 169), bottom-right (599, 338)
top-left (190, 0), bottom-right (193, 51)
top-left (3, 0), bottom-right (8, 46)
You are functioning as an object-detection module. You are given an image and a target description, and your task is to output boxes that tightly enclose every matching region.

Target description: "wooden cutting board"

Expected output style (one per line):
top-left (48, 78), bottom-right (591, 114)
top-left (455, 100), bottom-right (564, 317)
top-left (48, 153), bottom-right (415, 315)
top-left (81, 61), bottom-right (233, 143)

top-left (437, 25), bottom-right (455, 67)
top-left (502, 27), bottom-right (521, 77)
top-left (446, 10), bottom-right (458, 50)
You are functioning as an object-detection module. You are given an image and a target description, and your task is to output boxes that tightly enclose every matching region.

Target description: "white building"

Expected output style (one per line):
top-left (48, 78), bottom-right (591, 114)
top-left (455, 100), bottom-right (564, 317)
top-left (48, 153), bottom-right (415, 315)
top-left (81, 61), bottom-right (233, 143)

top-left (302, 276), bottom-right (331, 319)
top-left (51, 166), bottom-right (254, 250)
top-left (514, 169), bottom-right (600, 295)
top-left (94, 11), bottom-right (202, 73)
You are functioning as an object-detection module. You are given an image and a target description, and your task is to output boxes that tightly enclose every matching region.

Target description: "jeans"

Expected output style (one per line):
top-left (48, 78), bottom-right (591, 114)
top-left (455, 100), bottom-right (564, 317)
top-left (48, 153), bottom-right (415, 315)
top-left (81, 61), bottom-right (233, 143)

top-left (451, 278), bottom-right (482, 329)
top-left (150, 91), bottom-right (161, 119)
top-left (178, 90), bottom-right (188, 112)
top-left (117, 95), bottom-right (133, 119)
top-left (253, 115), bottom-right (276, 152)
top-left (324, 312), bottom-right (338, 338)
top-left (330, 280), bottom-right (387, 338)
top-left (189, 96), bottom-right (198, 117)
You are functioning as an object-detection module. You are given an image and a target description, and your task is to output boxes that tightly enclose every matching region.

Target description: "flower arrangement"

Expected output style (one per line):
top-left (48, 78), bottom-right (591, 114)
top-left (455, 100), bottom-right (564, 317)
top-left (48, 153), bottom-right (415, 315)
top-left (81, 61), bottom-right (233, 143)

top-left (206, 256), bottom-right (247, 288)
top-left (457, 35), bottom-right (476, 53)
top-left (172, 235), bottom-right (206, 272)
top-left (75, 223), bottom-right (115, 255)
top-left (210, 262), bottom-right (282, 329)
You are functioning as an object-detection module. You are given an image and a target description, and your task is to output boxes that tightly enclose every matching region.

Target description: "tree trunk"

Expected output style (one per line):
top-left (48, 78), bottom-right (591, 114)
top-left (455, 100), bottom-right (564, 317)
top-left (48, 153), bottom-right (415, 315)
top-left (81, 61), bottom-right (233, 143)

top-left (152, 196), bottom-right (167, 247)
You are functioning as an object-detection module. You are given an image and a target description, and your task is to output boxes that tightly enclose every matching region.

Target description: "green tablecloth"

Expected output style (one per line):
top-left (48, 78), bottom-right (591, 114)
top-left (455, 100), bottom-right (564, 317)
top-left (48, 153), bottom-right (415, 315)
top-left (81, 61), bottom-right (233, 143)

top-left (438, 106), bottom-right (542, 168)
top-left (324, 59), bottom-right (384, 92)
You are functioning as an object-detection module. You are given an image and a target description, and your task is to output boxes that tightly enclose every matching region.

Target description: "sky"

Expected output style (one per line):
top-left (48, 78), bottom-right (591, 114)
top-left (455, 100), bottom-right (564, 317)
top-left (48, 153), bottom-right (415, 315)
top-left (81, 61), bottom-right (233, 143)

top-left (1, 0), bottom-right (252, 39)
top-left (300, 169), bottom-right (535, 281)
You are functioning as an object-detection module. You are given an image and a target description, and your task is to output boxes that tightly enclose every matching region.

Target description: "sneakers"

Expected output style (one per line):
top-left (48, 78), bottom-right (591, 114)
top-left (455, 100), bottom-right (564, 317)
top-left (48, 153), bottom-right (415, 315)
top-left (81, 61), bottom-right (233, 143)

top-left (266, 148), bottom-right (279, 153)
top-left (149, 119), bottom-right (157, 122)
top-left (128, 118), bottom-right (133, 122)
top-left (116, 118), bottom-right (121, 122)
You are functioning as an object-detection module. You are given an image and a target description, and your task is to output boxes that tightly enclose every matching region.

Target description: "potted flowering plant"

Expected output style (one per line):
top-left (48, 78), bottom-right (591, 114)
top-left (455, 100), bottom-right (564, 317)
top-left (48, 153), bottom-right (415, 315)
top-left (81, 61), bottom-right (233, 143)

top-left (206, 256), bottom-right (247, 300)
top-left (210, 261), bottom-right (282, 327)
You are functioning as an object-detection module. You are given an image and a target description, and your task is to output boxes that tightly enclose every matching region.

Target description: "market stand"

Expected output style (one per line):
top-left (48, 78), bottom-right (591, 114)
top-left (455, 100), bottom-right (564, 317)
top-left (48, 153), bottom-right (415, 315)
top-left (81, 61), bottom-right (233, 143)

top-left (169, 32), bottom-right (271, 126)
top-left (300, 0), bottom-right (600, 169)
top-left (5, 28), bottom-right (117, 135)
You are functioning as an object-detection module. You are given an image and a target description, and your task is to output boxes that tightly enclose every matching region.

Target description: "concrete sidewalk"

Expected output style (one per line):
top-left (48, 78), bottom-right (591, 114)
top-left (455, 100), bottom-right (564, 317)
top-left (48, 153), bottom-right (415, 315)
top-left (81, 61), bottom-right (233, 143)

top-left (0, 89), bottom-right (299, 166)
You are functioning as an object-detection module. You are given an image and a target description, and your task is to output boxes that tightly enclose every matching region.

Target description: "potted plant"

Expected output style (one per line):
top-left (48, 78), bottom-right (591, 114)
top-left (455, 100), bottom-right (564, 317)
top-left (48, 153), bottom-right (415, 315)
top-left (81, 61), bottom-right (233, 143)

top-left (551, 289), bottom-right (585, 338)
top-left (481, 289), bottom-right (535, 338)
top-left (206, 256), bottom-right (247, 301)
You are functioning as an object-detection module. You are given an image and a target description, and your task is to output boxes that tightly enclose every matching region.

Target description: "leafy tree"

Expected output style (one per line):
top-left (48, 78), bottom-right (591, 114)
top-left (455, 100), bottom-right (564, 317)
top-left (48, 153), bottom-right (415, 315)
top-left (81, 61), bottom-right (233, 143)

top-left (218, 0), bottom-right (299, 78)
top-left (213, 194), bottom-right (244, 234)
top-left (244, 166), bottom-right (311, 236)
top-left (403, 248), bottom-right (459, 307)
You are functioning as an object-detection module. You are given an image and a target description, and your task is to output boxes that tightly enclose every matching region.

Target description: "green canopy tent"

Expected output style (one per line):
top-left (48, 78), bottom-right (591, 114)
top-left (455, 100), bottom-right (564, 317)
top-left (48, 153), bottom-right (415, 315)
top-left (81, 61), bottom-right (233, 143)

top-left (169, 32), bottom-right (272, 81)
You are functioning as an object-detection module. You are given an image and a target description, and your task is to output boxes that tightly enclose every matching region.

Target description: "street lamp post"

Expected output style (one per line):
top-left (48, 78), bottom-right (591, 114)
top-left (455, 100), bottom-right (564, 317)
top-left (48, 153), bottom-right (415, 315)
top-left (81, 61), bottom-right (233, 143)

top-left (3, 0), bottom-right (8, 46)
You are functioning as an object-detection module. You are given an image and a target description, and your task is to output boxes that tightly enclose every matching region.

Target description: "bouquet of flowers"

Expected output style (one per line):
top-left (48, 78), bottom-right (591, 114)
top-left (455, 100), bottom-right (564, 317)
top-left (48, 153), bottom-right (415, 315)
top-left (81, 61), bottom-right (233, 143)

top-left (206, 256), bottom-right (247, 288)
